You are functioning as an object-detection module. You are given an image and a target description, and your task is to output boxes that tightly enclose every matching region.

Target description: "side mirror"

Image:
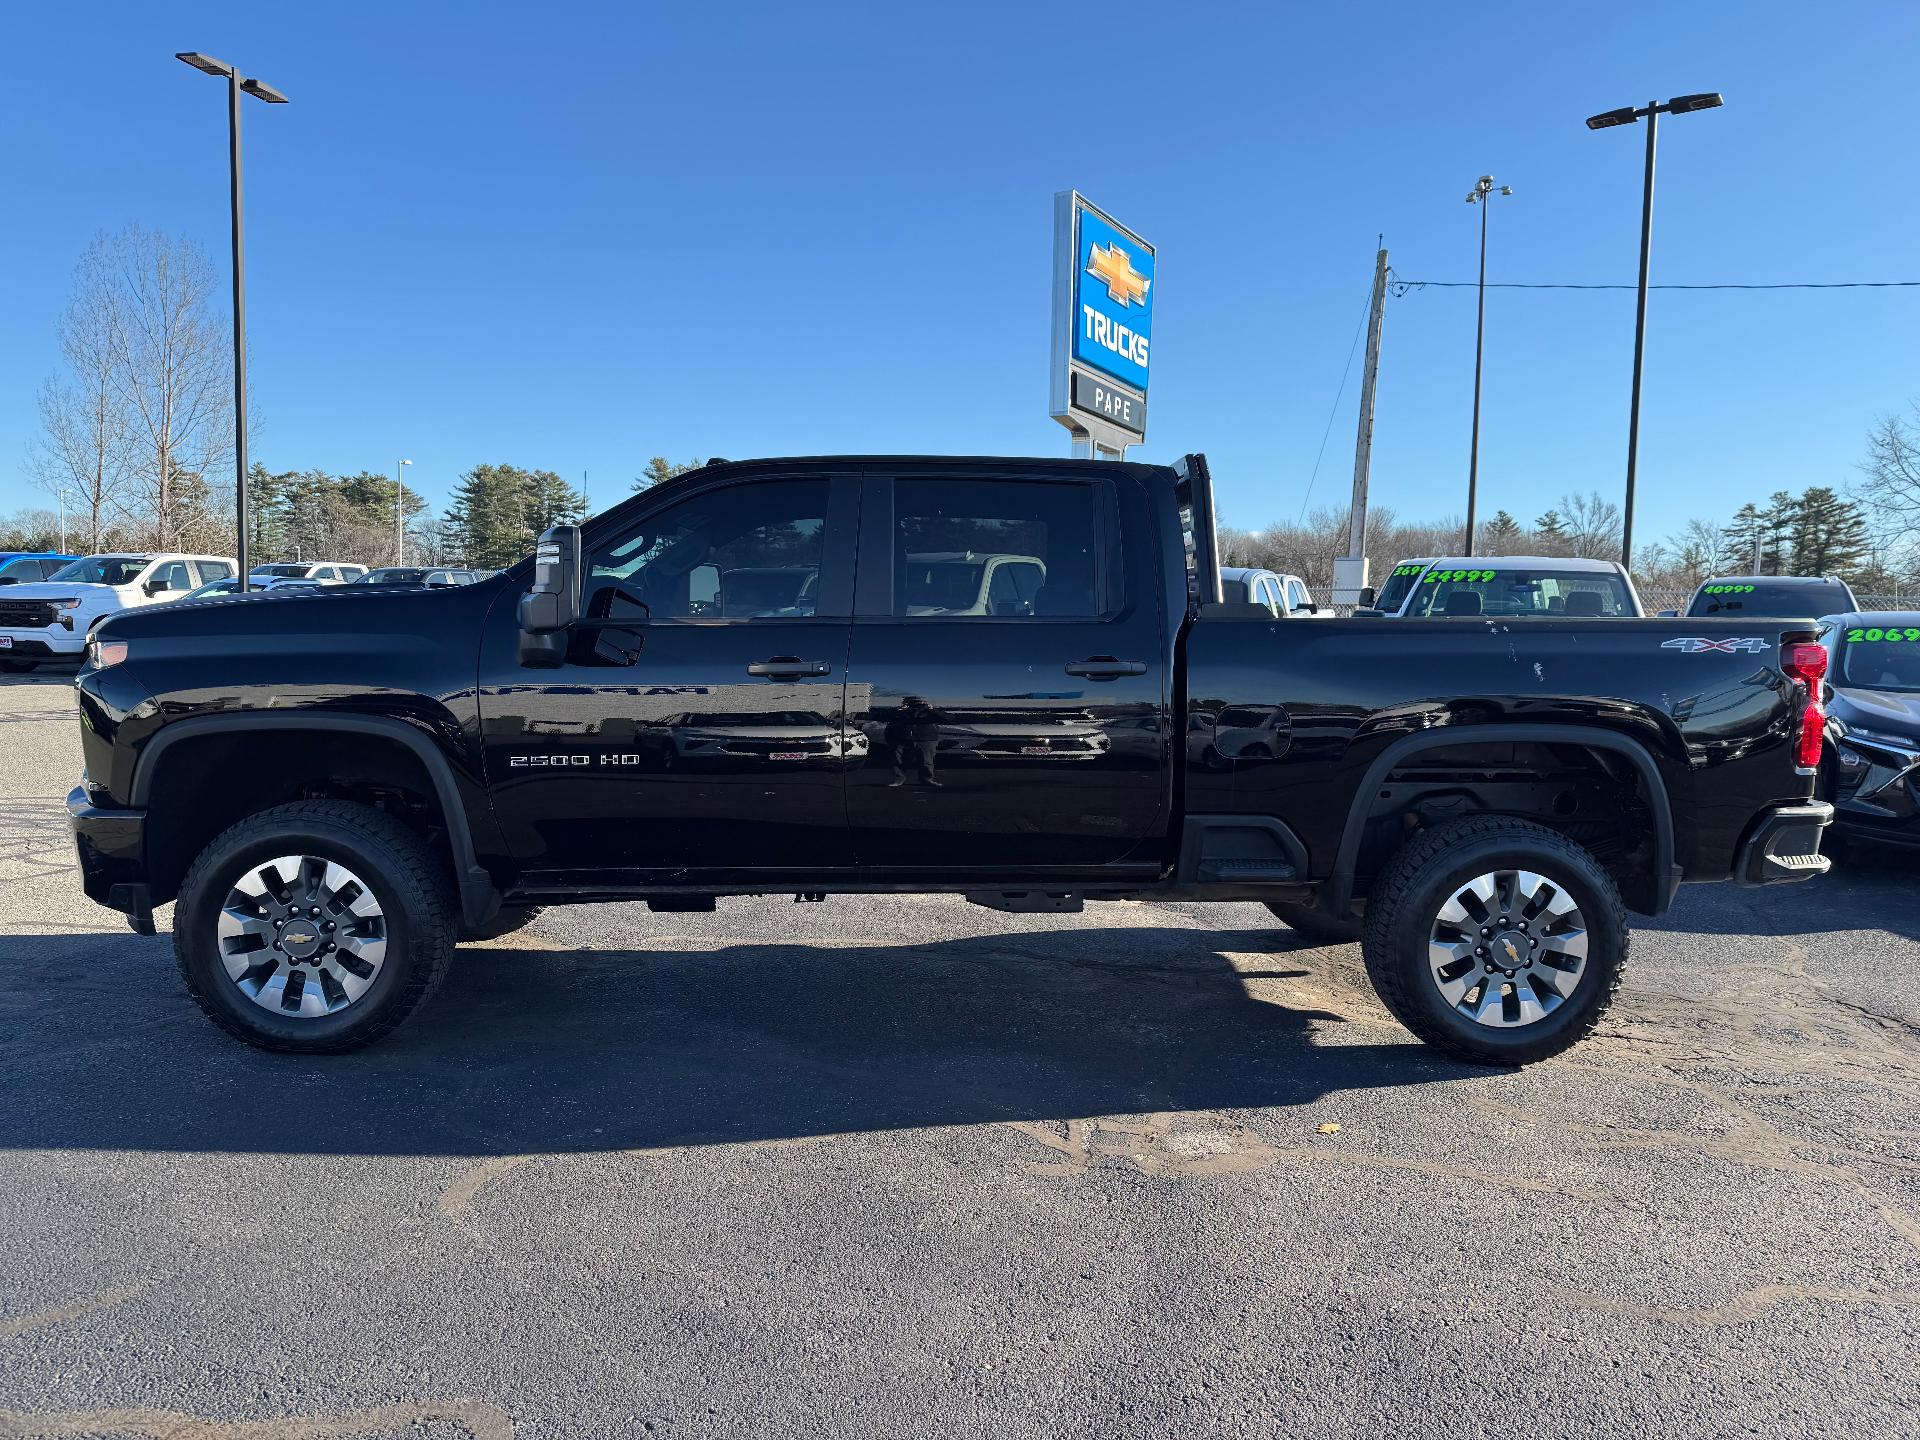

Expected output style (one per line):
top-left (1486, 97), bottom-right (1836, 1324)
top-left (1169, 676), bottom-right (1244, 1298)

top-left (1657, 608), bottom-right (1678, 619)
top-left (518, 525), bottom-right (582, 667)
top-left (144, 579), bottom-right (172, 595)
top-left (1356, 585), bottom-right (1377, 608)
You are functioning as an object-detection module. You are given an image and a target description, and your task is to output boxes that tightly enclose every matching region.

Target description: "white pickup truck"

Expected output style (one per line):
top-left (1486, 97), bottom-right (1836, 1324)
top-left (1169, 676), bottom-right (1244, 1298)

top-left (0, 552), bottom-right (236, 671)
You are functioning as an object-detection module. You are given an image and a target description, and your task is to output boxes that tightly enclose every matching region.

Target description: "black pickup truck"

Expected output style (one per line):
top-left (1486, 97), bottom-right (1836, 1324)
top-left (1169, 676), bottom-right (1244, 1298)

top-left (69, 455), bottom-right (1832, 1063)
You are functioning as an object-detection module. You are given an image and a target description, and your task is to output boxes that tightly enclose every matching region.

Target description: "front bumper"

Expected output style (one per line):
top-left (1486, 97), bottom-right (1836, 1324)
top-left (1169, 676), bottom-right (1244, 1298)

top-left (0, 632), bottom-right (83, 660)
top-left (68, 784), bottom-right (151, 917)
top-left (1733, 801), bottom-right (1833, 886)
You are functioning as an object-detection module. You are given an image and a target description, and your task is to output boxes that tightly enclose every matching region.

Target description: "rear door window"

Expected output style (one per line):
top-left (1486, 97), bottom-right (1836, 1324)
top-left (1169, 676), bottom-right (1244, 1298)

top-left (891, 478), bottom-right (1101, 618)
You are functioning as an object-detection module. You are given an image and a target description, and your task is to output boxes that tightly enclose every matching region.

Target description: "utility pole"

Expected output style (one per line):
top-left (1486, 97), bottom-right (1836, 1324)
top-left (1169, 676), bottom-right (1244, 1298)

top-left (1334, 245), bottom-right (1389, 607)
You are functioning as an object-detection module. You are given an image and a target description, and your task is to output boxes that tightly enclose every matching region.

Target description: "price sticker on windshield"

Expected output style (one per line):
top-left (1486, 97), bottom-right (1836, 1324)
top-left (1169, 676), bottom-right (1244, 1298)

top-left (1423, 569), bottom-right (1498, 584)
top-left (1701, 584), bottom-right (1756, 595)
top-left (1846, 626), bottom-right (1920, 643)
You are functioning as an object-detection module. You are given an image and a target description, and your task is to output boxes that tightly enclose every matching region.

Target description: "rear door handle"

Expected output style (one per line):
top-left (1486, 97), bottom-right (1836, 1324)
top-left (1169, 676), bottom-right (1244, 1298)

top-left (747, 656), bottom-right (831, 679)
top-left (1065, 656), bottom-right (1147, 679)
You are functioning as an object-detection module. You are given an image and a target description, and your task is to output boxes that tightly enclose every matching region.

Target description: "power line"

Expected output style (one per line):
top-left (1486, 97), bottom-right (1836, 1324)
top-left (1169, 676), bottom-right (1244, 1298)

top-left (1391, 274), bottom-right (1920, 296)
top-left (1298, 281), bottom-right (1375, 521)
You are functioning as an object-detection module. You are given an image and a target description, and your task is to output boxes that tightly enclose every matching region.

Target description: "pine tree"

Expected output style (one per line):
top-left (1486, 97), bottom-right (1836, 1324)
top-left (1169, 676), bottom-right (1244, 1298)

top-left (444, 464), bottom-right (586, 568)
top-left (1483, 510), bottom-right (1520, 550)
top-left (1759, 491), bottom-right (1798, 575)
top-left (1722, 503), bottom-right (1764, 573)
top-left (634, 457), bottom-right (702, 490)
top-left (1533, 510), bottom-right (1566, 550)
top-left (1790, 486), bottom-right (1870, 576)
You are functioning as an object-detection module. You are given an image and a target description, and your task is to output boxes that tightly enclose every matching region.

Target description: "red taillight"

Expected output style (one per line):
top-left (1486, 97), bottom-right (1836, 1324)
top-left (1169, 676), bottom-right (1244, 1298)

top-left (1785, 642), bottom-right (1828, 684)
top-left (1785, 641), bottom-right (1828, 770)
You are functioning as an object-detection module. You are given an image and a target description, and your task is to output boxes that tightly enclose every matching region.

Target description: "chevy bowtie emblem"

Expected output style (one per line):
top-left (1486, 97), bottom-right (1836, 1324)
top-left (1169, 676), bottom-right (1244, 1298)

top-left (1087, 241), bottom-right (1150, 307)
top-left (1500, 938), bottom-right (1521, 964)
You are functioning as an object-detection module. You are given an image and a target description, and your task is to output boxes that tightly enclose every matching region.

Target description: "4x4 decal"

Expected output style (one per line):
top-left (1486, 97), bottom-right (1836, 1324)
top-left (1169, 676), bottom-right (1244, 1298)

top-left (1661, 637), bottom-right (1771, 654)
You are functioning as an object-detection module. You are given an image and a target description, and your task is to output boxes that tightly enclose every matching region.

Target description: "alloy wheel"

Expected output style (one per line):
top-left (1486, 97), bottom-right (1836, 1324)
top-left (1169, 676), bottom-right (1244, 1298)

top-left (215, 855), bottom-right (388, 1018)
top-left (1426, 868), bottom-right (1588, 1028)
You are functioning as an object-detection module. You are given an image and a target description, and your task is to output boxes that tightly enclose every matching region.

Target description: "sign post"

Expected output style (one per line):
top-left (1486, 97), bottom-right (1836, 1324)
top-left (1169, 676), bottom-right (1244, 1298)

top-left (1050, 192), bottom-right (1153, 458)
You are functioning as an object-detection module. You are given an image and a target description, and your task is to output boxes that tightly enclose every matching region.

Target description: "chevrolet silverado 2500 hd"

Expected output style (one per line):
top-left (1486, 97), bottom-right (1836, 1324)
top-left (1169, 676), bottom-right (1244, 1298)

top-left (69, 455), bottom-right (1831, 1061)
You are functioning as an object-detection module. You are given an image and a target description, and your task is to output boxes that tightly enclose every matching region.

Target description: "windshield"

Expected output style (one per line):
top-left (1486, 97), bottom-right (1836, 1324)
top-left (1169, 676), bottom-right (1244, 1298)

top-left (48, 557), bottom-right (145, 586)
top-left (356, 569), bottom-right (430, 584)
top-left (1404, 567), bottom-right (1634, 618)
top-left (1689, 580), bottom-right (1853, 619)
top-left (1375, 562), bottom-right (1429, 613)
top-left (0, 557), bottom-right (47, 580)
top-left (1840, 622), bottom-right (1920, 692)
top-left (253, 564), bottom-right (309, 577)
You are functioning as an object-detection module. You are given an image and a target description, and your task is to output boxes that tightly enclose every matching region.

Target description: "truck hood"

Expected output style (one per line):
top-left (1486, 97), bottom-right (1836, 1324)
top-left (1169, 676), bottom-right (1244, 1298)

top-left (1833, 686), bottom-right (1920, 737)
top-left (0, 581), bottom-right (123, 602)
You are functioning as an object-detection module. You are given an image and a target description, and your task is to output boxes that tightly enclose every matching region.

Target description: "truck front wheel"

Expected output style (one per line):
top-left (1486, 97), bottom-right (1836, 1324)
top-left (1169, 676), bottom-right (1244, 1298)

top-left (1360, 816), bottom-right (1627, 1065)
top-left (173, 800), bottom-right (454, 1053)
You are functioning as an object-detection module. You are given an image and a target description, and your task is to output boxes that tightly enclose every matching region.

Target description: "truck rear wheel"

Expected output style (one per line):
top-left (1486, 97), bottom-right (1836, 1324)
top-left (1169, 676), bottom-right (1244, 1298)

top-left (1360, 816), bottom-right (1627, 1065)
top-left (1263, 900), bottom-right (1362, 944)
top-left (173, 800), bottom-right (454, 1053)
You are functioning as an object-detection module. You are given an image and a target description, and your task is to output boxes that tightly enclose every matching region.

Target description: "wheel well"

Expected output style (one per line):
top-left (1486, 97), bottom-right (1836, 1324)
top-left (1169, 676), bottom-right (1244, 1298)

top-left (1349, 740), bottom-right (1666, 913)
top-left (142, 731), bottom-right (457, 905)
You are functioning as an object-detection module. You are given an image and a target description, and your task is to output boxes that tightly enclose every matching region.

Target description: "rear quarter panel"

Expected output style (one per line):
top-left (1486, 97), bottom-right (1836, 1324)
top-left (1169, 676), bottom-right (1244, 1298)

top-left (1182, 616), bottom-right (1816, 881)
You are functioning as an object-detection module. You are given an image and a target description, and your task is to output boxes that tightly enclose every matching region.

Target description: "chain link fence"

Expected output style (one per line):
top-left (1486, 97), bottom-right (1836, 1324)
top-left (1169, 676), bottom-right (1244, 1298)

top-left (1304, 583), bottom-right (1919, 618)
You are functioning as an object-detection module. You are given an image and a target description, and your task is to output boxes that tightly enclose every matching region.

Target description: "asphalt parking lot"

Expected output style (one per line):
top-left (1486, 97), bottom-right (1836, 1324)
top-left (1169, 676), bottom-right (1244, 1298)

top-left (1, 669), bottom-right (1918, 1439)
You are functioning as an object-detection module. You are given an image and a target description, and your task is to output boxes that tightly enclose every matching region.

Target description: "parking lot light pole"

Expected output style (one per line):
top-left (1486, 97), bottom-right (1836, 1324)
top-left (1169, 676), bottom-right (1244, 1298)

top-left (395, 459), bottom-right (413, 565)
top-left (1463, 176), bottom-right (1513, 557)
top-left (1585, 92), bottom-right (1723, 571)
top-left (176, 52), bottom-right (288, 592)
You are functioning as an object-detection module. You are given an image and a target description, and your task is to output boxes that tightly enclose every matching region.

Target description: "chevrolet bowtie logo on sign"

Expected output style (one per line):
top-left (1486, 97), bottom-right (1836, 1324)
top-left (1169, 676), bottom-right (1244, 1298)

top-left (1086, 241), bottom-right (1150, 308)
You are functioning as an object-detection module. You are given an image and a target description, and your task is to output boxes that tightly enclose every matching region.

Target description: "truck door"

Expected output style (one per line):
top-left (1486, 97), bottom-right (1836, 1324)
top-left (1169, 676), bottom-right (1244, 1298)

top-left (843, 469), bottom-right (1168, 871)
top-left (478, 473), bottom-right (860, 874)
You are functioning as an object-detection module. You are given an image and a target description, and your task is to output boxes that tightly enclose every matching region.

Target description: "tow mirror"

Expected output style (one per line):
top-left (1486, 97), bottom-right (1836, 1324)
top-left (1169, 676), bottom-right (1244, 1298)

top-left (518, 525), bottom-right (582, 667)
top-left (1356, 585), bottom-right (1377, 609)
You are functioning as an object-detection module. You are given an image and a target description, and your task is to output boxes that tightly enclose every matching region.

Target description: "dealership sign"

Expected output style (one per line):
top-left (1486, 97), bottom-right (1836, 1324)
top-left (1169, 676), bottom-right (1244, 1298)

top-left (1050, 192), bottom-right (1153, 449)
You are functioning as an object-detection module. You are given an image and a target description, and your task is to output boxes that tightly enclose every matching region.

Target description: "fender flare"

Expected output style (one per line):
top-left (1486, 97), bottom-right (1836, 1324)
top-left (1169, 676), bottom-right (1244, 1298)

top-left (130, 712), bottom-right (500, 927)
top-left (1319, 722), bottom-right (1678, 919)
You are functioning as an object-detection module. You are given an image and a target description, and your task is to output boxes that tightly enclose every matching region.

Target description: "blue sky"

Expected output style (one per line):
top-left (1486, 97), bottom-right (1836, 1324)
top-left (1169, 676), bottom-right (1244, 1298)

top-left (3, 1), bottom-right (1916, 545)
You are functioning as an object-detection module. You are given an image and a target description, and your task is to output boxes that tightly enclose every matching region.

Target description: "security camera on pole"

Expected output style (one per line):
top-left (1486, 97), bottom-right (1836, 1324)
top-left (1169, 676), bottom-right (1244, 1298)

top-left (1050, 192), bottom-right (1153, 459)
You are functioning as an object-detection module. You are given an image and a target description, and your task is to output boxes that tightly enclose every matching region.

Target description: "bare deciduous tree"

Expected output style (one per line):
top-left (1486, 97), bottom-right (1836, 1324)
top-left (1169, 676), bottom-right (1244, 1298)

top-left (110, 225), bottom-right (234, 549)
top-left (1859, 406), bottom-right (1920, 570)
top-left (26, 235), bottom-right (134, 552)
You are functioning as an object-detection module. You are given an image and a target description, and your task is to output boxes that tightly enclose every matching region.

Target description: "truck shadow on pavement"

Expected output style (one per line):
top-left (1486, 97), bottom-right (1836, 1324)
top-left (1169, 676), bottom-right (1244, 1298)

top-left (0, 925), bottom-right (1460, 1157)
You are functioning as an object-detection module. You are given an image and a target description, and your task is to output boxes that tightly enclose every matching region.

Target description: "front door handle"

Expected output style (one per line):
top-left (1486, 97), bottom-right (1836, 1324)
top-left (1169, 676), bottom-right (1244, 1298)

top-left (1065, 655), bottom-right (1147, 680)
top-left (747, 656), bottom-right (831, 679)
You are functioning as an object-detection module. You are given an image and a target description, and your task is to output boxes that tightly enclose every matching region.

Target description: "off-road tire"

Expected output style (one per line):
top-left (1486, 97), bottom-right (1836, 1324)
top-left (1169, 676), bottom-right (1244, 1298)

top-left (459, 905), bottom-right (545, 943)
top-left (1360, 815), bottom-right (1628, 1065)
top-left (1264, 899), bottom-right (1362, 944)
top-left (174, 800), bottom-right (454, 1053)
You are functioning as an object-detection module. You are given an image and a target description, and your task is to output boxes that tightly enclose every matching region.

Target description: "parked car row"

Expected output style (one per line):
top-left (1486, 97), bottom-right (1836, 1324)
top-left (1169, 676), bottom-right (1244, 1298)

top-left (0, 550), bottom-right (488, 671)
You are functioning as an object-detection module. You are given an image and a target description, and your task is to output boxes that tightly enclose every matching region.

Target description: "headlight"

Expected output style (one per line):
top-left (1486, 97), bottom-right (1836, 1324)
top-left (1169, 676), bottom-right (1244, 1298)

top-left (84, 634), bottom-right (128, 670)
top-left (52, 598), bottom-right (83, 609)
